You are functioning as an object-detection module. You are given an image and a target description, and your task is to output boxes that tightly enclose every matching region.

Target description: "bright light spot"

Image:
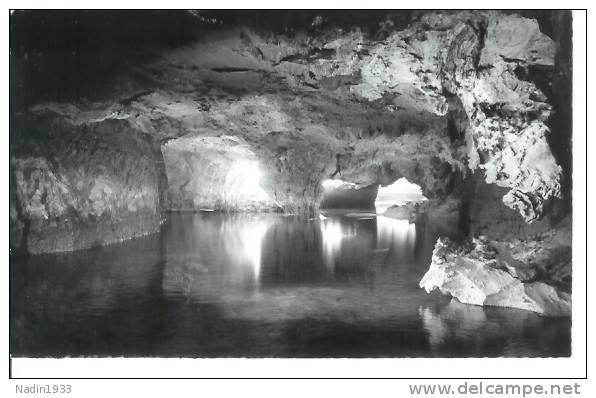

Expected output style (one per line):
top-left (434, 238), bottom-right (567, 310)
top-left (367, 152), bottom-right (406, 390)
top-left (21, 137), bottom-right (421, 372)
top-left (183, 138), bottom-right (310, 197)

top-left (376, 215), bottom-right (417, 252)
top-left (321, 219), bottom-right (344, 252)
top-left (375, 177), bottom-right (426, 214)
top-left (321, 179), bottom-right (358, 190)
top-left (320, 218), bottom-right (354, 268)
top-left (225, 160), bottom-right (271, 205)
top-left (220, 217), bottom-right (272, 282)
top-left (237, 220), bottom-right (270, 280)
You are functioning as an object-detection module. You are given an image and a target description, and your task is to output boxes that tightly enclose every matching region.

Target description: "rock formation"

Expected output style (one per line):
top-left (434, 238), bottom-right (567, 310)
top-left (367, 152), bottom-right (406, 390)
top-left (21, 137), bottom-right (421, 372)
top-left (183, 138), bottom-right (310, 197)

top-left (419, 218), bottom-right (572, 316)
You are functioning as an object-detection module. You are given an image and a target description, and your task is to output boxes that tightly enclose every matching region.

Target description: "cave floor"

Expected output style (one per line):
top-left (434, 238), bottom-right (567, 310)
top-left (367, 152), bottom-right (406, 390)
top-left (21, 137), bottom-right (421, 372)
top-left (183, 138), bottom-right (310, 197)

top-left (10, 212), bottom-right (570, 358)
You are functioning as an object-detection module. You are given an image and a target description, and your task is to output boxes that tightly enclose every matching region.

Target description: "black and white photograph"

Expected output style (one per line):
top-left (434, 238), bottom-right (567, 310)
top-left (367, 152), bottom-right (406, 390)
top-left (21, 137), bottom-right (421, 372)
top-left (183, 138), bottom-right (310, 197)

top-left (6, 6), bottom-right (589, 383)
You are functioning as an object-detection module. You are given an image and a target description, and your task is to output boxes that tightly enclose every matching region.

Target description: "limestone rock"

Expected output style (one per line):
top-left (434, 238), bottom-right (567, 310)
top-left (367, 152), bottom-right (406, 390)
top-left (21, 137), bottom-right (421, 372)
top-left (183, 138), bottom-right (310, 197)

top-left (419, 236), bottom-right (571, 316)
top-left (479, 15), bottom-right (555, 67)
top-left (440, 14), bottom-right (561, 222)
top-left (416, 197), bottom-right (461, 223)
top-left (10, 113), bottom-right (163, 254)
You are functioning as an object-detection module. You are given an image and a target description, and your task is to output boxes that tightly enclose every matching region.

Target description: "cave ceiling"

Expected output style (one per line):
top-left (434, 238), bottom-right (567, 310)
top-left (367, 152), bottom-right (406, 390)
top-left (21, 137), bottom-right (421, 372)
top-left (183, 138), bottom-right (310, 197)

top-left (9, 10), bottom-right (571, 253)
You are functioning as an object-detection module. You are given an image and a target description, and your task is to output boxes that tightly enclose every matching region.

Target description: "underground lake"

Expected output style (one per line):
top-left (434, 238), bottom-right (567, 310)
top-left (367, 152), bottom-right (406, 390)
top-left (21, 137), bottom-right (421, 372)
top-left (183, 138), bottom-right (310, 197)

top-left (10, 211), bottom-right (571, 358)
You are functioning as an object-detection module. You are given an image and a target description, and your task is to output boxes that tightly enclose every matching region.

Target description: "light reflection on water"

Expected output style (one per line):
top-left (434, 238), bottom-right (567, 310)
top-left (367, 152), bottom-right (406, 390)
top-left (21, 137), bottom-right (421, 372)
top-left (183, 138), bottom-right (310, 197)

top-left (376, 215), bottom-right (416, 252)
top-left (217, 217), bottom-right (271, 281)
top-left (10, 212), bottom-right (571, 357)
top-left (320, 217), bottom-right (352, 269)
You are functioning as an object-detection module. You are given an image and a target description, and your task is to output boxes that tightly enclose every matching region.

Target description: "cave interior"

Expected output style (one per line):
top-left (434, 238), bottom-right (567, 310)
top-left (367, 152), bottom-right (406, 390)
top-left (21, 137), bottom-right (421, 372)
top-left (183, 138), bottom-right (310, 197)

top-left (9, 10), bottom-right (573, 332)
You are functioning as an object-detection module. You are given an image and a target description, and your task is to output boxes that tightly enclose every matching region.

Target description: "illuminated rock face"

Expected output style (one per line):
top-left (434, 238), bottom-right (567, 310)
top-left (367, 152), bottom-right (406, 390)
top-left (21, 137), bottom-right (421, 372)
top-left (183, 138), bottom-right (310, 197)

top-left (419, 233), bottom-right (571, 316)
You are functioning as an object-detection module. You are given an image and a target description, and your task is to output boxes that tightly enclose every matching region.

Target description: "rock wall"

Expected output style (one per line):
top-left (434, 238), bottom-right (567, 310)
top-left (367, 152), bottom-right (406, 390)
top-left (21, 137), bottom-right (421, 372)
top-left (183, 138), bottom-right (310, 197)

top-left (465, 171), bottom-right (569, 241)
top-left (374, 12), bottom-right (561, 222)
top-left (10, 109), bottom-right (164, 254)
top-left (162, 135), bottom-right (280, 212)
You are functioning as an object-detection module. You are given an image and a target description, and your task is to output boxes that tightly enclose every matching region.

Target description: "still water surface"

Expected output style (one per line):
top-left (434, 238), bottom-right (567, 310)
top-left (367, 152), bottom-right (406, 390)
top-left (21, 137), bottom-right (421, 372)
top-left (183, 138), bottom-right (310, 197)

top-left (10, 212), bottom-right (571, 357)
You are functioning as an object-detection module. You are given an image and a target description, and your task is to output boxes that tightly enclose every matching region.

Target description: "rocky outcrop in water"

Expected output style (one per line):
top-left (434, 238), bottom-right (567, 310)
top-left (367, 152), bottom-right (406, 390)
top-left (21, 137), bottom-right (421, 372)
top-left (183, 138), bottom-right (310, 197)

top-left (383, 202), bottom-right (419, 221)
top-left (344, 12), bottom-right (560, 222)
top-left (419, 220), bottom-right (571, 316)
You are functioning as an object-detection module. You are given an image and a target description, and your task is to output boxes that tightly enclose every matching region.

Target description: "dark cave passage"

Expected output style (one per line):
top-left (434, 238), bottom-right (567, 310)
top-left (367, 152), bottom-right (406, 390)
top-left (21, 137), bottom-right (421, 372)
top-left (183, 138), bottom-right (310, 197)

top-left (320, 179), bottom-right (378, 210)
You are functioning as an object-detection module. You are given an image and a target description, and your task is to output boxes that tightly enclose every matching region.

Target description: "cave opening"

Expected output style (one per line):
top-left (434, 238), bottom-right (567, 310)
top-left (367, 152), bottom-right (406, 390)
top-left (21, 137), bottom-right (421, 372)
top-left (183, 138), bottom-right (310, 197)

top-left (320, 177), bottom-right (426, 215)
top-left (319, 179), bottom-right (377, 211)
top-left (375, 177), bottom-right (427, 214)
top-left (161, 135), bottom-right (279, 213)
